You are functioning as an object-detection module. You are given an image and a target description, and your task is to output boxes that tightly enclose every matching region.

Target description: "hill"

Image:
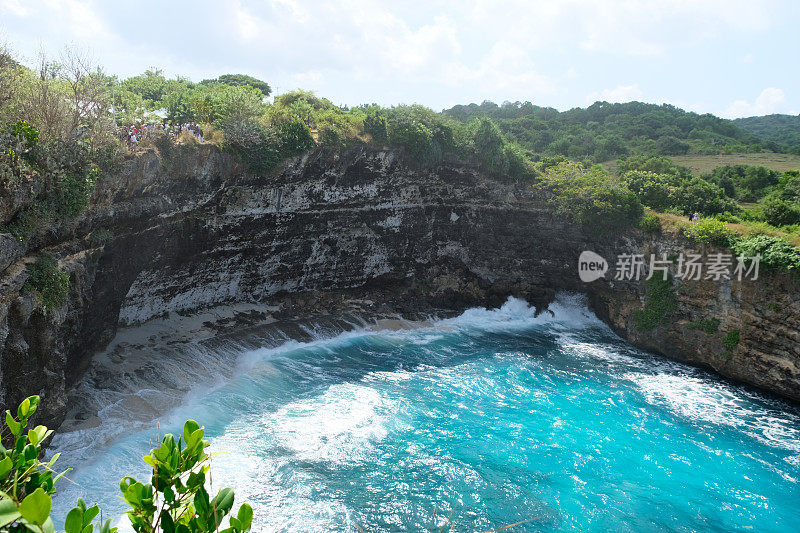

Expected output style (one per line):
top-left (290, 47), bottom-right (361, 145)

top-left (734, 114), bottom-right (800, 155)
top-left (443, 100), bottom-right (766, 163)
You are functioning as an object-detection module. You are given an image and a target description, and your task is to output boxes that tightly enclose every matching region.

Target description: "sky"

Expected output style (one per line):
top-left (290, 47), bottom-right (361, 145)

top-left (1, 0), bottom-right (798, 118)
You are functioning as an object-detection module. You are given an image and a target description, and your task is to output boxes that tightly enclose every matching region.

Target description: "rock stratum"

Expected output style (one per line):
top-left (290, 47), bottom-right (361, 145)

top-left (1, 144), bottom-right (799, 428)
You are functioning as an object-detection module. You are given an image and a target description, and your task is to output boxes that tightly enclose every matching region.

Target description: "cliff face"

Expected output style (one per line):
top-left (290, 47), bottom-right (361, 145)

top-left (1, 144), bottom-right (798, 427)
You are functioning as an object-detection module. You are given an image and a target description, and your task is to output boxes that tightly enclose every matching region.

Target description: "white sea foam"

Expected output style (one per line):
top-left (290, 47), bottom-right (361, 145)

top-left (267, 383), bottom-right (400, 464)
top-left (444, 293), bottom-right (604, 333)
top-left (627, 372), bottom-right (800, 460)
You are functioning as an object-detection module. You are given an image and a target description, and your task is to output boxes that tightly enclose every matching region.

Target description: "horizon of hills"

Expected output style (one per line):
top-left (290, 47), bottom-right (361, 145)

top-left (440, 100), bottom-right (800, 162)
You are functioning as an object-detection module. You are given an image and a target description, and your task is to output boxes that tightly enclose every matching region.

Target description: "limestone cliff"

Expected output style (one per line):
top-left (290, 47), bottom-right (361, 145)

top-left (1, 144), bottom-right (798, 428)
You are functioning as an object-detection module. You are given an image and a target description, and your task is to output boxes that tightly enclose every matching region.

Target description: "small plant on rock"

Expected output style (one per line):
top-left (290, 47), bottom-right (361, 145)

top-left (23, 255), bottom-right (70, 311)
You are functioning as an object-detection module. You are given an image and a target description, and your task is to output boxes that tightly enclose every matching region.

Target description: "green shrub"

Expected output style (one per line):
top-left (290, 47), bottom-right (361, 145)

top-left (122, 420), bottom-right (253, 533)
top-left (0, 395), bottom-right (116, 533)
top-left (714, 211), bottom-right (740, 223)
top-left (538, 161), bottom-right (643, 230)
top-left (89, 228), bottom-right (114, 245)
top-left (10, 120), bottom-right (40, 149)
top-left (472, 117), bottom-right (508, 176)
top-left (387, 113), bottom-right (436, 164)
top-left (723, 329), bottom-right (740, 350)
top-left (1, 205), bottom-right (40, 243)
top-left (762, 196), bottom-right (800, 227)
top-left (221, 119), bottom-right (282, 174)
top-left (315, 111), bottom-right (359, 148)
top-left (639, 214), bottom-right (661, 233)
top-left (364, 110), bottom-right (388, 145)
top-left (633, 275), bottom-right (678, 331)
top-left (0, 396), bottom-right (253, 533)
top-left (622, 171), bottom-right (675, 211)
top-left (686, 318), bottom-right (720, 334)
top-left (502, 142), bottom-right (533, 180)
top-left (23, 254), bottom-right (70, 310)
top-left (683, 217), bottom-right (731, 245)
top-left (730, 235), bottom-right (800, 272)
top-left (54, 166), bottom-right (99, 216)
top-left (276, 118), bottom-right (314, 156)
top-left (670, 177), bottom-right (736, 216)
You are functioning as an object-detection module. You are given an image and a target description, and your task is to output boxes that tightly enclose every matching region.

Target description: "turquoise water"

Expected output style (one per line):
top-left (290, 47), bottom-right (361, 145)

top-left (52, 297), bottom-right (800, 531)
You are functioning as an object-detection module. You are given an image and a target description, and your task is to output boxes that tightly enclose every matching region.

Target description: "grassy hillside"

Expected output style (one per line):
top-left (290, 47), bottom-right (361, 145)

top-left (734, 114), bottom-right (800, 155)
top-left (667, 153), bottom-right (800, 175)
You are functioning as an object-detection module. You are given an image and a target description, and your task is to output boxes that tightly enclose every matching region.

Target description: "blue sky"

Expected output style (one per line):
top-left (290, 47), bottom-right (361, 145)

top-left (1, 0), bottom-right (798, 118)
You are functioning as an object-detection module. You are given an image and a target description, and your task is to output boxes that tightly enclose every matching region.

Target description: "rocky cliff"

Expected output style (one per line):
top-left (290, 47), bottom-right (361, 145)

top-left (1, 143), bottom-right (798, 428)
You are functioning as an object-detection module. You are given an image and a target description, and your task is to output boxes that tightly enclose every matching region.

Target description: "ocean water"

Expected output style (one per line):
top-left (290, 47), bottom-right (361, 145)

top-left (50, 295), bottom-right (800, 532)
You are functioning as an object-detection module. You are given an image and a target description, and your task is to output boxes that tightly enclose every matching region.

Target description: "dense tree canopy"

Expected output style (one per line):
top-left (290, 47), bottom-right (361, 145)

top-left (734, 114), bottom-right (800, 155)
top-left (200, 73), bottom-right (271, 97)
top-left (443, 100), bottom-right (766, 163)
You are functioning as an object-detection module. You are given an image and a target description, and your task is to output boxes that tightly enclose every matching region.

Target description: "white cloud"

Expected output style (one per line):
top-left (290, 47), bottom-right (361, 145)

top-left (723, 88), bottom-right (787, 118)
top-left (0, 0), bottom-right (794, 112)
top-left (234, 2), bottom-right (261, 42)
top-left (588, 84), bottom-right (643, 104)
top-left (742, 53), bottom-right (755, 63)
top-left (0, 0), bottom-right (30, 17)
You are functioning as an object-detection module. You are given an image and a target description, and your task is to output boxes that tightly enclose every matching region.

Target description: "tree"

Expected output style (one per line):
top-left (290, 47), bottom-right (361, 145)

top-left (472, 117), bottom-right (508, 175)
top-left (0, 395), bottom-right (253, 533)
top-left (163, 88), bottom-right (196, 123)
top-left (622, 170), bottom-right (674, 211)
top-left (121, 69), bottom-right (169, 107)
top-left (655, 135), bottom-right (690, 155)
top-left (201, 74), bottom-right (271, 98)
top-left (670, 177), bottom-right (734, 215)
top-left (190, 84), bottom-right (265, 124)
top-left (762, 196), bottom-right (800, 227)
top-left (59, 47), bottom-right (112, 138)
top-left (537, 161), bottom-right (643, 229)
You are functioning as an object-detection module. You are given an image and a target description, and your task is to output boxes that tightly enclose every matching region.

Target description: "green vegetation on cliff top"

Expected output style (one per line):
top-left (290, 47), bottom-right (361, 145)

top-left (2, 44), bottom-right (800, 287)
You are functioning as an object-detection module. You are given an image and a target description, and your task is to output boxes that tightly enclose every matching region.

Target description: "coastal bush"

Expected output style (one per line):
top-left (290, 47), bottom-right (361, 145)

top-left (363, 109), bottom-right (388, 145)
top-left (1, 205), bottom-right (40, 243)
top-left (53, 166), bottom-right (99, 217)
top-left (472, 117), bottom-right (508, 175)
top-left (762, 196), bottom-right (800, 227)
top-left (686, 318), bottom-right (720, 334)
top-left (122, 420), bottom-right (253, 533)
top-left (622, 171), bottom-right (676, 211)
top-left (386, 111), bottom-right (436, 165)
top-left (0, 396), bottom-right (253, 533)
top-left (537, 161), bottom-right (643, 230)
top-left (0, 395), bottom-right (116, 533)
top-left (683, 218), bottom-right (731, 245)
top-left (89, 228), bottom-right (114, 245)
top-left (723, 329), bottom-right (740, 350)
top-left (276, 118), bottom-right (314, 156)
top-left (730, 235), bottom-right (800, 272)
top-left (23, 254), bottom-right (70, 310)
top-left (1, 121), bottom-right (40, 182)
top-left (221, 119), bottom-right (281, 174)
top-left (633, 275), bottom-right (678, 331)
top-left (638, 214), bottom-right (661, 233)
top-left (669, 177), bottom-right (735, 216)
